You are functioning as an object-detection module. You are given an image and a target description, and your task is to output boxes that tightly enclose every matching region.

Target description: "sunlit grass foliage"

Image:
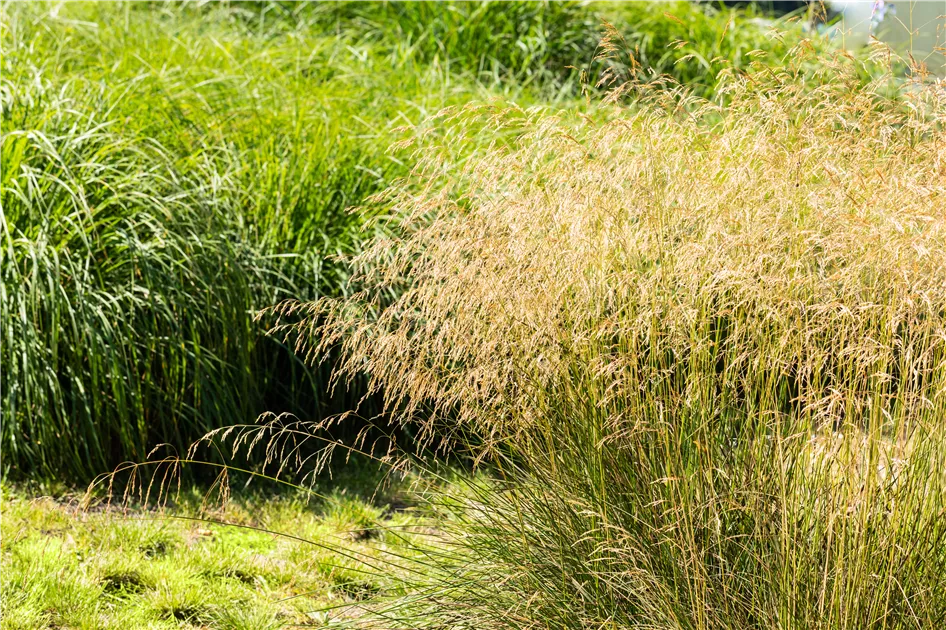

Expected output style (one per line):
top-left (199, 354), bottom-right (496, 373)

top-left (0, 463), bottom-right (425, 629)
top-left (239, 0), bottom-right (825, 97)
top-left (0, 0), bottom-right (825, 479)
top-left (286, 43), bottom-right (946, 628)
top-left (0, 0), bottom-right (473, 478)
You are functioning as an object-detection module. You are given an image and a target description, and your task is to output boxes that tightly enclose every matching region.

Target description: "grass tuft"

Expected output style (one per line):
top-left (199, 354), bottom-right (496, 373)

top-left (286, 40), bottom-right (946, 629)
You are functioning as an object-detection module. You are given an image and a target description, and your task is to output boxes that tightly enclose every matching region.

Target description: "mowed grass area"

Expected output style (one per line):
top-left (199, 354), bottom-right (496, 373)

top-left (1, 462), bottom-right (435, 629)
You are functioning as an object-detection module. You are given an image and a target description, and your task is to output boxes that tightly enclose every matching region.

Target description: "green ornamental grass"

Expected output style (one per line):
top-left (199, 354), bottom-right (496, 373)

top-left (5, 1), bottom-right (942, 628)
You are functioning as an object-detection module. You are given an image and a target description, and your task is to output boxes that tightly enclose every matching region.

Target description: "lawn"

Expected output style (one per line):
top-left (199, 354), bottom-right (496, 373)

top-left (1, 462), bottom-right (433, 629)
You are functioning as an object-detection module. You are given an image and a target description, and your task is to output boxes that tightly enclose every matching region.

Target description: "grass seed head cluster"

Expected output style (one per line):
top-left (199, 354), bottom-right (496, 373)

top-left (290, 45), bottom-right (946, 628)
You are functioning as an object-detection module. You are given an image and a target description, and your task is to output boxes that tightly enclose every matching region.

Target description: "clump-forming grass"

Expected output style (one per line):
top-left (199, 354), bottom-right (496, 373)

top-left (280, 43), bottom-right (946, 629)
top-left (0, 0), bottom-right (486, 478)
top-left (240, 0), bottom-right (829, 98)
top-left (0, 0), bottom-right (828, 479)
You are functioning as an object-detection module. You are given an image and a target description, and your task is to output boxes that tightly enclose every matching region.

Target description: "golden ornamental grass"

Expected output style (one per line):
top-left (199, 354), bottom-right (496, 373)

top-left (275, 45), bottom-right (946, 628)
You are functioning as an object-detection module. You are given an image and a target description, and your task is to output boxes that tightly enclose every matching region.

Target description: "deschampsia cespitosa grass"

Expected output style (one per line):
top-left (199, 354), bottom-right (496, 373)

top-left (270, 44), bottom-right (946, 629)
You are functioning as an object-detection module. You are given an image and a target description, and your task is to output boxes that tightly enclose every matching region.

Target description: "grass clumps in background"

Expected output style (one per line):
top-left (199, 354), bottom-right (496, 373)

top-left (0, 0), bottom-right (826, 480)
top-left (259, 0), bottom-right (600, 92)
top-left (291, 45), bottom-right (946, 628)
top-left (0, 0), bottom-right (466, 478)
top-left (244, 1), bottom-right (829, 98)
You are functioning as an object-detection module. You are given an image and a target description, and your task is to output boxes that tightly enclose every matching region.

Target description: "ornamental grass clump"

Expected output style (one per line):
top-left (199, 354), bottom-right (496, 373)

top-left (0, 0), bottom-right (435, 478)
top-left (283, 46), bottom-right (946, 628)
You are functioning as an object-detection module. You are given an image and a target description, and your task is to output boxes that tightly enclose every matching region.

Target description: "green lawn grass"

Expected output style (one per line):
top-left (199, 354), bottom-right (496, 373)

top-left (1, 463), bottom-right (431, 629)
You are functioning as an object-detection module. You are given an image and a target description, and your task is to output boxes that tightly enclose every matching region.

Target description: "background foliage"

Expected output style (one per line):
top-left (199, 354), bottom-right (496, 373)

top-left (2, 0), bottom-right (826, 478)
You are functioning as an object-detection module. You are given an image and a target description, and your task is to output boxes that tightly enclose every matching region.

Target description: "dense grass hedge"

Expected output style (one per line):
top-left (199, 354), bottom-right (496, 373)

top-left (1, 2), bottom-right (412, 477)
